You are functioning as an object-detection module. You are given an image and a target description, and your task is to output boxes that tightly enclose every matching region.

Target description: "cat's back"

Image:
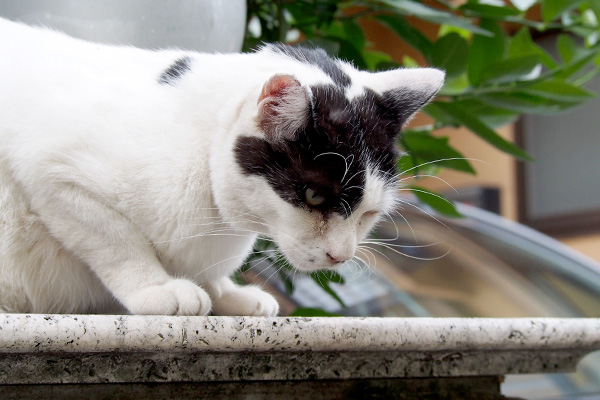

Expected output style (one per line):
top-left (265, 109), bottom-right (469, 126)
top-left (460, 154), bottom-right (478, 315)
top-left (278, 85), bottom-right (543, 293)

top-left (0, 17), bottom-right (169, 93)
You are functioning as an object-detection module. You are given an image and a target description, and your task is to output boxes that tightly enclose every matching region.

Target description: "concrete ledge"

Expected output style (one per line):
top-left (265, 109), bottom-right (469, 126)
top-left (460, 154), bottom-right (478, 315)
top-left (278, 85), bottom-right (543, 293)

top-left (0, 315), bottom-right (598, 384)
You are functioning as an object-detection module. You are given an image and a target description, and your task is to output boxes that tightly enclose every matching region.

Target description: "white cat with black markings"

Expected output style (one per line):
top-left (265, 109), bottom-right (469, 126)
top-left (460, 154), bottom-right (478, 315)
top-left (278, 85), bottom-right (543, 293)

top-left (0, 17), bottom-right (443, 315)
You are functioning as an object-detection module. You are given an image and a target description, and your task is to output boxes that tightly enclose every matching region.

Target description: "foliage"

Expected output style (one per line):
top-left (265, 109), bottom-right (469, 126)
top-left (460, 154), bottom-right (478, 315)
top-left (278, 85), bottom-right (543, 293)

top-left (243, 0), bottom-right (600, 311)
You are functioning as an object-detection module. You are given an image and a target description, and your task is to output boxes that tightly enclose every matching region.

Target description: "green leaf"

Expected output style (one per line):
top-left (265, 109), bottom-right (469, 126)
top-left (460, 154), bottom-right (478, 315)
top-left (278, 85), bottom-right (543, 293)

top-left (312, 269), bottom-right (345, 285)
top-left (374, 14), bottom-right (433, 59)
top-left (509, 27), bottom-right (556, 69)
top-left (320, 36), bottom-right (369, 69)
top-left (479, 55), bottom-right (541, 84)
top-left (557, 34), bottom-right (577, 64)
top-left (290, 307), bottom-right (342, 317)
top-left (511, 0), bottom-right (538, 12)
top-left (468, 19), bottom-right (506, 86)
top-left (282, 274), bottom-right (295, 295)
top-left (397, 154), bottom-right (418, 175)
top-left (402, 130), bottom-right (476, 174)
top-left (557, 51), bottom-right (599, 81)
top-left (478, 92), bottom-right (581, 114)
top-left (590, 0), bottom-right (600, 21)
top-left (447, 99), bottom-right (519, 128)
top-left (310, 270), bottom-right (346, 308)
top-left (432, 33), bottom-right (469, 77)
top-left (423, 101), bottom-right (459, 126)
top-left (380, 0), bottom-right (493, 35)
top-left (402, 55), bottom-right (420, 68)
top-left (459, 3), bottom-right (521, 19)
top-left (409, 186), bottom-right (463, 217)
top-left (520, 81), bottom-right (595, 102)
top-left (541, 0), bottom-right (585, 23)
top-left (302, 37), bottom-right (340, 56)
top-left (432, 101), bottom-right (533, 160)
top-left (437, 24), bottom-right (472, 40)
top-left (439, 73), bottom-right (470, 96)
top-left (342, 19), bottom-right (366, 50)
top-left (363, 50), bottom-right (394, 71)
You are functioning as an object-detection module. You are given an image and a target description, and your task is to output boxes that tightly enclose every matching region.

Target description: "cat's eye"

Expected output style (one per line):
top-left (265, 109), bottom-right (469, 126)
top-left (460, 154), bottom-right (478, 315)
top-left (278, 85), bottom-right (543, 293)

top-left (305, 188), bottom-right (326, 206)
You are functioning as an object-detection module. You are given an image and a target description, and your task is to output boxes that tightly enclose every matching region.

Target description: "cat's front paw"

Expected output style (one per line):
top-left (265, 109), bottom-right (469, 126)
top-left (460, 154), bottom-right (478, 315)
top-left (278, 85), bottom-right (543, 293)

top-left (123, 279), bottom-right (212, 315)
top-left (212, 285), bottom-right (279, 317)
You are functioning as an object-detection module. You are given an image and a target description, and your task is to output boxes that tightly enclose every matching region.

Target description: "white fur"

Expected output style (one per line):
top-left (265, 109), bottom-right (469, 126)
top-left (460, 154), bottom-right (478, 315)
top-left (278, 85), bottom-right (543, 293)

top-left (0, 18), bottom-right (442, 315)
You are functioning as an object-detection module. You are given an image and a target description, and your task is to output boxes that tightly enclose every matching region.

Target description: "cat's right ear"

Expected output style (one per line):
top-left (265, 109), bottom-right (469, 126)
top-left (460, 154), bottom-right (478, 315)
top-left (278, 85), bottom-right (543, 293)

top-left (257, 74), bottom-right (309, 142)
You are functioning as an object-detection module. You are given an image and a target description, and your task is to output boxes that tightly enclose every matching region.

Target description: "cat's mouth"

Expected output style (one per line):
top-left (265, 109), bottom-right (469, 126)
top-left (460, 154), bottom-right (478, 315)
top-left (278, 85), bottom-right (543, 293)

top-left (278, 243), bottom-right (352, 272)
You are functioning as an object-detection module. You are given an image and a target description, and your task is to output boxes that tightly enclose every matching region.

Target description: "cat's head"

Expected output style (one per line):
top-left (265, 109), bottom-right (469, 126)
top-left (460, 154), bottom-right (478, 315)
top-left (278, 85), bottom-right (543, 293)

top-left (222, 45), bottom-right (443, 272)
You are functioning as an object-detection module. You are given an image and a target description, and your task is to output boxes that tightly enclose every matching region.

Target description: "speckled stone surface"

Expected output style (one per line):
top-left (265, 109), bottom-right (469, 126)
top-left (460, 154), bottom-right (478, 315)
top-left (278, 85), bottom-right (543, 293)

top-left (0, 315), bottom-right (598, 384)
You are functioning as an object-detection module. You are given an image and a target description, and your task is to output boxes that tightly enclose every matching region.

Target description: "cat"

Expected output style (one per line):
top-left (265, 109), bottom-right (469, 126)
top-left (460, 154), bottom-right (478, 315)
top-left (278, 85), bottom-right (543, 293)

top-left (0, 17), bottom-right (443, 316)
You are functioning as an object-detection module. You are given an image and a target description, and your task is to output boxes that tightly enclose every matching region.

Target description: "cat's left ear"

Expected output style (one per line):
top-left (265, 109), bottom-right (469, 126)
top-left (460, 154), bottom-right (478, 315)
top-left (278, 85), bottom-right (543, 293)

top-left (257, 74), bottom-right (310, 142)
top-left (369, 68), bottom-right (445, 126)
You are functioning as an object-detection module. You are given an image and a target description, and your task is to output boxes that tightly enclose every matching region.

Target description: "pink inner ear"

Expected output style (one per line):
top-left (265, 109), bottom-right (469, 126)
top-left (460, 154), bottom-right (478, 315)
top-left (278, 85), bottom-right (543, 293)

top-left (258, 74), bottom-right (300, 104)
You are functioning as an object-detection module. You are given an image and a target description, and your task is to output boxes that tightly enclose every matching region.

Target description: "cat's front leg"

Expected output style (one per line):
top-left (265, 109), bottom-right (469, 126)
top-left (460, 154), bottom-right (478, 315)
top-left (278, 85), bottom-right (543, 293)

top-left (206, 277), bottom-right (279, 316)
top-left (37, 185), bottom-right (212, 315)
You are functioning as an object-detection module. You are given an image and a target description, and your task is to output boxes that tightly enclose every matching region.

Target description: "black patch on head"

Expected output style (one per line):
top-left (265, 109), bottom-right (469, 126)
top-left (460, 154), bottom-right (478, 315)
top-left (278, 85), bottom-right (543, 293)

top-left (158, 56), bottom-right (192, 85)
top-left (269, 44), bottom-right (352, 88)
top-left (235, 84), bottom-right (401, 218)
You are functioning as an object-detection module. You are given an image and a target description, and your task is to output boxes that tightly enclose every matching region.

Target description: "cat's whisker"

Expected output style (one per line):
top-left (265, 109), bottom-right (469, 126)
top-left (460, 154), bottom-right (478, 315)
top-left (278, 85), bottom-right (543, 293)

top-left (395, 199), bottom-right (451, 231)
top-left (357, 246), bottom-right (381, 267)
top-left (395, 157), bottom-right (489, 178)
top-left (354, 247), bottom-right (372, 267)
top-left (367, 239), bottom-right (451, 262)
top-left (378, 209), bottom-right (403, 242)
top-left (237, 252), bottom-right (279, 280)
top-left (193, 249), bottom-right (274, 280)
top-left (396, 174), bottom-right (459, 193)
top-left (352, 253), bottom-right (372, 276)
top-left (346, 259), bottom-right (362, 282)
top-left (348, 258), bottom-right (367, 283)
top-left (398, 188), bottom-right (455, 206)
top-left (361, 244), bottom-right (396, 266)
top-left (314, 151), bottom-right (351, 183)
top-left (340, 198), bottom-right (352, 219)
top-left (362, 240), bottom-right (442, 249)
top-left (261, 258), bottom-right (287, 288)
top-left (342, 168), bottom-right (367, 188)
top-left (387, 207), bottom-right (418, 244)
top-left (153, 231), bottom-right (259, 245)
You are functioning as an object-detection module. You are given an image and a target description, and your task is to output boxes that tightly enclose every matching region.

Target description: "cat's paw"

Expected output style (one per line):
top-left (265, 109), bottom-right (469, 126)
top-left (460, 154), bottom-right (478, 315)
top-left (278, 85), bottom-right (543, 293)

top-left (123, 279), bottom-right (212, 315)
top-left (212, 285), bottom-right (279, 317)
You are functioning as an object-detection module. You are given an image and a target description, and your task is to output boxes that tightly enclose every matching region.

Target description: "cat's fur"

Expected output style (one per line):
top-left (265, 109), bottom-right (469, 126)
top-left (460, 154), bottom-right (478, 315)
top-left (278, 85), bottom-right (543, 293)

top-left (0, 17), bottom-right (444, 315)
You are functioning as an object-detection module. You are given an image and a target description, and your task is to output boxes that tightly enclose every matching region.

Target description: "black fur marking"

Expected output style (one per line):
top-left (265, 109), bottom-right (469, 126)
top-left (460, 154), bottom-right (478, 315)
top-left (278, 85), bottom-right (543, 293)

top-left (158, 56), bottom-right (192, 85)
top-left (269, 44), bottom-right (352, 87)
top-left (235, 84), bottom-right (401, 218)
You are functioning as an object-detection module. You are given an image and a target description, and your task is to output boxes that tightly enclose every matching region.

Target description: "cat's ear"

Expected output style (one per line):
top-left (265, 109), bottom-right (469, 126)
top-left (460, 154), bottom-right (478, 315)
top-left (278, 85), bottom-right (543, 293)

top-left (369, 68), bottom-right (445, 126)
top-left (257, 74), bottom-right (309, 142)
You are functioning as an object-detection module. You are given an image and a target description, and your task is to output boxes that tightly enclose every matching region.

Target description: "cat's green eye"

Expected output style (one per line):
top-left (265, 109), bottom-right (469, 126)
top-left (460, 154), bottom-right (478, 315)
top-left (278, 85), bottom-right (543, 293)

top-left (305, 188), bottom-right (325, 206)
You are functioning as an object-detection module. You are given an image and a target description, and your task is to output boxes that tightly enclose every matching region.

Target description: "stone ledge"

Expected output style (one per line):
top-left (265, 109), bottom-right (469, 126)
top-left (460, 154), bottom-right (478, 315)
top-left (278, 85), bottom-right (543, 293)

top-left (0, 315), bottom-right (598, 384)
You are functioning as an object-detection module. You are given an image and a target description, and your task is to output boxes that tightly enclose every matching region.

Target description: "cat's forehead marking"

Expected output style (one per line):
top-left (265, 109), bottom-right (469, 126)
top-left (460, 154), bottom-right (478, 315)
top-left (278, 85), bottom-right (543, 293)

top-left (158, 56), bottom-right (192, 86)
top-left (268, 44), bottom-right (351, 88)
top-left (339, 62), bottom-right (367, 100)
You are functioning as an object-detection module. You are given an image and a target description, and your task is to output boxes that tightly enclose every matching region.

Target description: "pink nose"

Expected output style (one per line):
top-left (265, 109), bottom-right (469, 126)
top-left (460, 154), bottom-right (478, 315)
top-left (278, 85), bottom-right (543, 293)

top-left (326, 252), bottom-right (349, 264)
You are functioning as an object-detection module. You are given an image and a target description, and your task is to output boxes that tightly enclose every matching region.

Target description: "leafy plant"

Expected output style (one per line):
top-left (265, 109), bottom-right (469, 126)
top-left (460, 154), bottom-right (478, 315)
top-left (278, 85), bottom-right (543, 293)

top-left (243, 0), bottom-right (600, 311)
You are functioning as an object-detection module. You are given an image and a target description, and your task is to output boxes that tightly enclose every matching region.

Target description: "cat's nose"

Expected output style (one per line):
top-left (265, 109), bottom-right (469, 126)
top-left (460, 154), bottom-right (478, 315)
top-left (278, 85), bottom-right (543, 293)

top-left (326, 252), bottom-right (351, 265)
